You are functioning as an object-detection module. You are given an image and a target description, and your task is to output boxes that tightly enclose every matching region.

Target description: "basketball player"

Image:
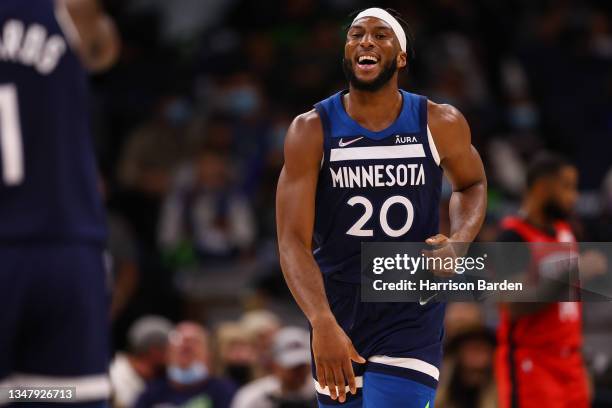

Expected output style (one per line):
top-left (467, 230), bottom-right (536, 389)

top-left (495, 153), bottom-right (604, 408)
top-left (276, 8), bottom-right (487, 407)
top-left (0, 0), bottom-right (118, 406)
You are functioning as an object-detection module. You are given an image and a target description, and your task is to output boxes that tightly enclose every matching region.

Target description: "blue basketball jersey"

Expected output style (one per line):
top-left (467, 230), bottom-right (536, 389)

top-left (311, 91), bottom-right (447, 405)
top-left (313, 90), bottom-right (442, 283)
top-left (0, 0), bottom-right (106, 245)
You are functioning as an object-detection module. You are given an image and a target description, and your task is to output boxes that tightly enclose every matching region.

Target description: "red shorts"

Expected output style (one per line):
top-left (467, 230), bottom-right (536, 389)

top-left (495, 346), bottom-right (589, 408)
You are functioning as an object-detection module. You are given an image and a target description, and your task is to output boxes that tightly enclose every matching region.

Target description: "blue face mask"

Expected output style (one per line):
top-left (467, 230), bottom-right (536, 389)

top-left (508, 104), bottom-right (538, 130)
top-left (164, 99), bottom-right (192, 127)
top-left (224, 87), bottom-right (259, 117)
top-left (167, 362), bottom-right (209, 385)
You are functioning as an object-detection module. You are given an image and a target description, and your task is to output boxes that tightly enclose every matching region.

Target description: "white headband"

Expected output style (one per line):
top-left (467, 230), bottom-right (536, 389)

top-left (352, 8), bottom-right (407, 52)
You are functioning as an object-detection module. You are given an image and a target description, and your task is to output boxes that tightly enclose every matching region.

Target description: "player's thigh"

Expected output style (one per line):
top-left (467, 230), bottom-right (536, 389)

top-left (18, 244), bottom-right (111, 375)
top-left (314, 280), bottom-right (365, 407)
top-left (12, 245), bottom-right (111, 405)
top-left (312, 346), bottom-right (365, 408)
top-left (0, 247), bottom-right (27, 380)
top-left (362, 371), bottom-right (435, 408)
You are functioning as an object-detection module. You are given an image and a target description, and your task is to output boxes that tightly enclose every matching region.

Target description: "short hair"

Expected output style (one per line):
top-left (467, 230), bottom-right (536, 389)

top-left (346, 8), bottom-right (416, 60)
top-left (128, 315), bottom-right (173, 355)
top-left (526, 152), bottom-right (573, 188)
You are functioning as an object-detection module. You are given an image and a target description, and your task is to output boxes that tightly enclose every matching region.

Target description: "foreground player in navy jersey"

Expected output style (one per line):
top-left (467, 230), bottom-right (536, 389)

top-left (276, 8), bottom-right (487, 407)
top-left (0, 0), bottom-right (118, 406)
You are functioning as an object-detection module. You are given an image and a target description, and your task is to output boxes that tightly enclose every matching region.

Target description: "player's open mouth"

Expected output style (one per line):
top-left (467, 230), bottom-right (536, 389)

top-left (356, 55), bottom-right (379, 72)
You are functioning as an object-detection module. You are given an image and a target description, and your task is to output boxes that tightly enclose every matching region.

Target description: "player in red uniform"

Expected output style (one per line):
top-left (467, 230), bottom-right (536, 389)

top-left (495, 153), bottom-right (593, 408)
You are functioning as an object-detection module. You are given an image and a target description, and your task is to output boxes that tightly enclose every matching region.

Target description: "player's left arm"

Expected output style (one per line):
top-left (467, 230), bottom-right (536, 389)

top-left (64, 0), bottom-right (120, 72)
top-left (428, 102), bottom-right (487, 247)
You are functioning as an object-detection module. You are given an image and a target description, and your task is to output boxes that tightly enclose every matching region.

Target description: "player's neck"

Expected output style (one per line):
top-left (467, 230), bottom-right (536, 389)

top-left (521, 200), bottom-right (555, 230)
top-left (344, 82), bottom-right (402, 132)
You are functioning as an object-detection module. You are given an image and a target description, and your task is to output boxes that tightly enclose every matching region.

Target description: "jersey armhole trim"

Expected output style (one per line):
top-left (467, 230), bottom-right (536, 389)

top-left (427, 125), bottom-right (441, 167)
top-left (314, 104), bottom-right (329, 170)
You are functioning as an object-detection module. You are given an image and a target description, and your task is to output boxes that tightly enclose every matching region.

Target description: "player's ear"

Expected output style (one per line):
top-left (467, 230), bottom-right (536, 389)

top-left (397, 51), bottom-right (407, 69)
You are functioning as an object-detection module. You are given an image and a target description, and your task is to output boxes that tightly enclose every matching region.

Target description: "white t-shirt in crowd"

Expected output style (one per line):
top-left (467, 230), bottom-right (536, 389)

top-left (109, 353), bottom-right (146, 408)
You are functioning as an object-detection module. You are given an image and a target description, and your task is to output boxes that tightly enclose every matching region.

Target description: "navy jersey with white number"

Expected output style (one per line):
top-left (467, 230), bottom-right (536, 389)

top-left (313, 90), bottom-right (442, 283)
top-left (0, 0), bottom-right (106, 245)
top-left (311, 90), bottom-right (446, 383)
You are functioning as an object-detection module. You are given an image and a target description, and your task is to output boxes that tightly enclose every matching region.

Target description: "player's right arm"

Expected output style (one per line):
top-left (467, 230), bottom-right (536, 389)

top-left (64, 0), bottom-right (120, 72)
top-left (276, 110), bottom-right (365, 403)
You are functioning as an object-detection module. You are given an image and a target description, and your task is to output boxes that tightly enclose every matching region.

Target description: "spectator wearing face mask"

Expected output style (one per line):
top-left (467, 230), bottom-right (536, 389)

top-left (134, 321), bottom-right (236, 408)
top-left (110, 315), bottom-right (173, 408)
top-left (216, 322), bottom-right (257, 386)
top-left (435, 326), bottom-right (497, 408)
top-left (231, 327), bottom-right (316, 408)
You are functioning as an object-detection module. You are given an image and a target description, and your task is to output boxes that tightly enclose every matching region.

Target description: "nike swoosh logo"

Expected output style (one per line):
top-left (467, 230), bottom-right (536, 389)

top-left (419, 292), bottom-right (438, 306)
top-left (338, 137), bottom-right (364, 147)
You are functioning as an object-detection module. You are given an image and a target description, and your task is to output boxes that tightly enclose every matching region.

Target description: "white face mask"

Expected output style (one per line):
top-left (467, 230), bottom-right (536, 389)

top-left (167, 362), bottom-right (209, 385)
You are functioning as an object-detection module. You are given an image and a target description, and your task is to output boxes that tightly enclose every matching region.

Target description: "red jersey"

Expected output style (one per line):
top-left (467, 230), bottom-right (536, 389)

top-left (497, 216), bottom-right (582, 350)
top-left (495, 216), bottom-right (589, 408)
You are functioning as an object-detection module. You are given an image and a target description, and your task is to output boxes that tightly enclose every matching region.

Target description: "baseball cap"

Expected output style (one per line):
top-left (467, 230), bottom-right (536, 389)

top-left (272, 327), bottom-right (311, 368)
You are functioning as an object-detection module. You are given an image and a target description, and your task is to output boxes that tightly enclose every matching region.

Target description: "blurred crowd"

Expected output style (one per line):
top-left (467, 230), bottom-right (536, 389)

top-left (110, 313), bottom-right (317, 407)
top-left (85, 0), bottom-right (612, 407)
top-left (109, 309), bottom-right (499, 408)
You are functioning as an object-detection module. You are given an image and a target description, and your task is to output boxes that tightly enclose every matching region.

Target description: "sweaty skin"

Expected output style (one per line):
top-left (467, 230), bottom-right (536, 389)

top-left (276, 15), bottom-right (486, 403)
